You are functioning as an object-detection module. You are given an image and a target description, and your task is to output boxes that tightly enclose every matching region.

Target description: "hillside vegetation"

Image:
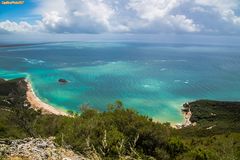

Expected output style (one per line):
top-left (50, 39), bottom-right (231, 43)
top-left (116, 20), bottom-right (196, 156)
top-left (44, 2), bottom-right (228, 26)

top-left (0, 78), bottom-right (240, 160)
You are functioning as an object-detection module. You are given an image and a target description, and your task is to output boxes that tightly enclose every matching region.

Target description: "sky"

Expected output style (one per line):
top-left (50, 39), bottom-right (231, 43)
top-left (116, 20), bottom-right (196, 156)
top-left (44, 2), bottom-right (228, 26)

top-left (0, 0), bottom-right (240, 42)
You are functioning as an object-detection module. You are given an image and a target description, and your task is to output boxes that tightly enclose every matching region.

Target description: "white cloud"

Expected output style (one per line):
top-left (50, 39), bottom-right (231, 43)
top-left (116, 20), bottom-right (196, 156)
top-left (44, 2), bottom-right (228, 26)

top-left (127, 0), bottom-right (183, 21)
top-left (126, 0), bottom-right (200, 33)
top-left (40, 11), bottom-right (67, 32)
top-left (0, 0), bottom-right (240, 34)
top-left (169, 15), bottom-right (201, 32)
top-left (195, 0), bottom-right (240, 25)
top-left (194, 0), bottom-right (238, 9)
top-left (33, 0), bottom-right (66, 15)
top-left (0, 20), bottom-right (35, 33)
top-left (66, 0), bottom-right (115, 32)
top-left (190, 6), bottom-right (209, 13)
top-left (36, 0), bottom-right (129, 33)
top-left (33, 0), bottom-right (199, 33)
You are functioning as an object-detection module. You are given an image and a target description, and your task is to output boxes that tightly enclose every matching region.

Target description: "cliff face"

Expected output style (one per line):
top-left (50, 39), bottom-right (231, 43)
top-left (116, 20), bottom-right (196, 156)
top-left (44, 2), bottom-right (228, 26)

top-left (0, 137), bottom-right (88, 160)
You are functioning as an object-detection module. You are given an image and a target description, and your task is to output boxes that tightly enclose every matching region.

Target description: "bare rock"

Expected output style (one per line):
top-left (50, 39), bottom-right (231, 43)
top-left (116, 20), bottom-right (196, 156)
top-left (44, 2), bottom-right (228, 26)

top-left (0, 137), bottom-right (88, 160)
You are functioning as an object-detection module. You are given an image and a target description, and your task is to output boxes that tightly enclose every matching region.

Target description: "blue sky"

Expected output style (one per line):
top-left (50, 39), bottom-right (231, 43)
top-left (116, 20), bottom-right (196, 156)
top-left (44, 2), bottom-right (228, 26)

top-left (0, 0), bottom-right (240, 41)
top-left (0, 0), bottom-right (37, 21)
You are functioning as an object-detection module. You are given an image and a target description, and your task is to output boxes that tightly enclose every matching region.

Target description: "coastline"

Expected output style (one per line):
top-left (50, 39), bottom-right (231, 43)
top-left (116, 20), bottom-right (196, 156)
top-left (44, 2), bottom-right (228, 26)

top-left (15, 78), bottom-right (189, 125)
top-left (25, 79), bottom-right (187, 124)
top-left (25, 79), bottom-right (68, 116)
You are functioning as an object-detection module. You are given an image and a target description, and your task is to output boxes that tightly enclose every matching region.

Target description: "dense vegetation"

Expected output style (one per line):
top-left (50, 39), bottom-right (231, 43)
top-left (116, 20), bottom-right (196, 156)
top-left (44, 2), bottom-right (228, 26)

top-left (0, 78), bottom-right (240, 160)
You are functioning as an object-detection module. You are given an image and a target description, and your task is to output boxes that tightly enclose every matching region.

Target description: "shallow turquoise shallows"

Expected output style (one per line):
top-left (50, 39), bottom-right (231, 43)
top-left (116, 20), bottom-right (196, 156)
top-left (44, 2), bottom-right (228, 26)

top-left (1, 42), bottom-right (240, 123)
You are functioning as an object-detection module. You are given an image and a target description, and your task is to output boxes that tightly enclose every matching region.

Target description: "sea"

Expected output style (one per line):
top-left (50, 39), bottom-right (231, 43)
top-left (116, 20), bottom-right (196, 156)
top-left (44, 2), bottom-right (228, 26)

top-left (0, 42), bottom-right (240, 123)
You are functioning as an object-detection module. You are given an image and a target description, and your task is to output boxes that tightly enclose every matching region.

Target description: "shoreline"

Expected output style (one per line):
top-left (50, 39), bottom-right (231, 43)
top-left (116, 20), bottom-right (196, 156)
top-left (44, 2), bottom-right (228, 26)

top-left (22, 79), bottom-right (189, 125)
top-left (25, 79), bottom-right (187, 124)
top-left (25, 79), bottom-right (68, 116)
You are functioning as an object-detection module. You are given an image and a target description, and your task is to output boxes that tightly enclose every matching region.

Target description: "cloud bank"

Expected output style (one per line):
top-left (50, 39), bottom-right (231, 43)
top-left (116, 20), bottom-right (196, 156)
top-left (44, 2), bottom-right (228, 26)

top-left (1, 0), bottom-right (240, 34)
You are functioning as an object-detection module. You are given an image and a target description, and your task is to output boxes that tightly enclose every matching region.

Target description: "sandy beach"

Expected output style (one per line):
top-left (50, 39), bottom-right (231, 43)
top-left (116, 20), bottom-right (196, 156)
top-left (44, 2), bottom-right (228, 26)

top-left (25, 80), bottom-right (68, 116)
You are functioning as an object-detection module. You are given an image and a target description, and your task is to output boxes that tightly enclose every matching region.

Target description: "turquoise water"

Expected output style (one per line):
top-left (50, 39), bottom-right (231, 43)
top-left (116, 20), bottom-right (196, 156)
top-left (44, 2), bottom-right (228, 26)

top-left (1, 42), bottom-right (240, 123)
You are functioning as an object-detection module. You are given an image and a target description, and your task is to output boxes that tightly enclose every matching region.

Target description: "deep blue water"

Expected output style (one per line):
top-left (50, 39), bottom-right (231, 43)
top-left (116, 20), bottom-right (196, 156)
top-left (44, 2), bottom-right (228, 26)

top-left (0, 42), bottom-right (240, 123)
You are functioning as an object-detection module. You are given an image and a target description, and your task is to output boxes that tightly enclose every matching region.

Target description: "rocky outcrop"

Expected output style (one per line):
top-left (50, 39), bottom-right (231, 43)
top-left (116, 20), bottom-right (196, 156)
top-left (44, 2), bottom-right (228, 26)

top-left (174, 103), bottom-right (195, 129)
top-left (0, 137), bottom-right (88, 160)
top-left (58, 79), bottom-right (68, 84)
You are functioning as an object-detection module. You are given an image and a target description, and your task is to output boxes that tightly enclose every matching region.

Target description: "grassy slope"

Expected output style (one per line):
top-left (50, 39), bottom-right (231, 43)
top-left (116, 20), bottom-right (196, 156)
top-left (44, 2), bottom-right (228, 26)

top-left (178, 100), bottom-right (240, 138)
top-left (0, 78), bottom-right (29, 139)
top-left (190, 100), bottom-right (240, 131)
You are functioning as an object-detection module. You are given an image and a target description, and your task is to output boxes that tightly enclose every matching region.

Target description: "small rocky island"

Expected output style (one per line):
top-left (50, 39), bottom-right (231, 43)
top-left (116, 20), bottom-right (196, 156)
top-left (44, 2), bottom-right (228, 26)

top-left (58, 78), bottom-right (68, 84)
